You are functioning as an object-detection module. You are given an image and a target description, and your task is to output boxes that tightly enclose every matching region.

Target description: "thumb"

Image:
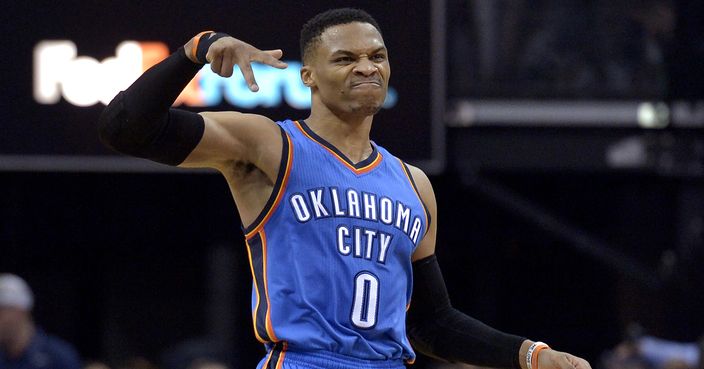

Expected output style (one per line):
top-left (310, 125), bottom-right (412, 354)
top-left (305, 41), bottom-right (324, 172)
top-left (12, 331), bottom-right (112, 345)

top-left (553, 352), bottom-right (590, 369)
top-left (538, 350), bottom-right (567, 369)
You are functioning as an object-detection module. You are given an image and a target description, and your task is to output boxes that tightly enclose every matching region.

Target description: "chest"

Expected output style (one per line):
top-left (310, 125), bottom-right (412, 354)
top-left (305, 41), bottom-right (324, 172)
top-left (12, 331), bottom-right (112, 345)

top-left (283, 168), bottom-right (426, 250)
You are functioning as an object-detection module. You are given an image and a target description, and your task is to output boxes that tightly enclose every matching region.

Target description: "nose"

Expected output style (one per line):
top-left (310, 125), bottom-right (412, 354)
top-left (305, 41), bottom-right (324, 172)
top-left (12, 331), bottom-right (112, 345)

top-left (353, 57), bottom-right (378, 77)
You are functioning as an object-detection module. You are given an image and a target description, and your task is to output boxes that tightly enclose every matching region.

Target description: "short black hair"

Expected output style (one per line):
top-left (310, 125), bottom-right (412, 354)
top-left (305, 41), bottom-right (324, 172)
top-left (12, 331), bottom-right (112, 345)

top-left (300, 8), bottom-right (382, 62)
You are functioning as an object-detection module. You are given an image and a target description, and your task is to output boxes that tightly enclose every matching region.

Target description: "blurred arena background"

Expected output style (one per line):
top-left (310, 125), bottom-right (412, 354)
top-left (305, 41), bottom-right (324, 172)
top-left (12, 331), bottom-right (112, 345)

top-left (1, 1), bottom-right (703, 369)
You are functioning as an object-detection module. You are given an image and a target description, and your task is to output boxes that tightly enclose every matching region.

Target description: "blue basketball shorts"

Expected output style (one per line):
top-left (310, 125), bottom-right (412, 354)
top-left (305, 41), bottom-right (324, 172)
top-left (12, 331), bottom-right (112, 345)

top-left (256, 348), bottom-right (407, 369)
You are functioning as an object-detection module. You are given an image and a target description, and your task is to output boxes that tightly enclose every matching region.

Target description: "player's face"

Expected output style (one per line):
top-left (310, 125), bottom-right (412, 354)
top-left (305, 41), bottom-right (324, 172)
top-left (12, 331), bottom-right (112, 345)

top-left (304, 22), bottom-right (390, 117)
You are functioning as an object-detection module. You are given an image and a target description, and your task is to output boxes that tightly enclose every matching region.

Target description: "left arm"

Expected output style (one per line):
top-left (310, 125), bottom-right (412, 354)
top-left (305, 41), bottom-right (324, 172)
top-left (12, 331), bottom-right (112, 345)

top-left (406, 165), bottom-right (591, 369)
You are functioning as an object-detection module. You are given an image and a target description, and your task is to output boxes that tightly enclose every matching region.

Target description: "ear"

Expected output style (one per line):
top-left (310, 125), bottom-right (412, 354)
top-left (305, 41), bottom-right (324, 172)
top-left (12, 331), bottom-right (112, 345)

top-left (300, 65), bottom-right (316, 88)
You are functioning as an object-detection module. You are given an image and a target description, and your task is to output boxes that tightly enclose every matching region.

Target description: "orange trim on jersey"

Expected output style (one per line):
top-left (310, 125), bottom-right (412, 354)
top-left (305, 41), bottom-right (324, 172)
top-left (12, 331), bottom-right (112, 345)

top-left (275, 342), bottom-right (288, 369)
top-left (404, 333), bottom-right (416, 364)
top-left (244, 238), bottom-right (266, 344)
top-left (191, 31), bottom-right (214, 61)
top-left (245, 133), bottom-right (293, 240)
top-left (405, 299), bottom-right (416, 365)
top-left (262, 347), bottom-right (275, 368)
top-left (260, 231), bottom-right (279, 342)
top-left (398, 158), bottom-right (429, 237)
top-left (294, 121), bottom-right (383, 175)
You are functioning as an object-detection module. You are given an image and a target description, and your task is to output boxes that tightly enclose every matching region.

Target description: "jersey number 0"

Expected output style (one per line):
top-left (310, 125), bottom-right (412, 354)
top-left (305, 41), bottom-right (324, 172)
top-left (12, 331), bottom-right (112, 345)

top-left (350, 271), bottom-right (379, 329)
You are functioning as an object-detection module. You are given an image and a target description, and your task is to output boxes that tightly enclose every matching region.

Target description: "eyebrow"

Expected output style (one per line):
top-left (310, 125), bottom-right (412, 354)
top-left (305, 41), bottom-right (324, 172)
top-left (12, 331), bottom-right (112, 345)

top-left (330, 46), bottom-right (387, 56)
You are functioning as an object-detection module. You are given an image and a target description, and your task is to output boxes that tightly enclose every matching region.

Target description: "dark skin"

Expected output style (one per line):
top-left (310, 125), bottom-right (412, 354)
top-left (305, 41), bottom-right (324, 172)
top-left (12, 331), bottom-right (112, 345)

top-left (178, 22), bottom-right (592, 369)
top-left (0, 307), bottom-right (34, 358)
top-left (300, 22), bottom-right (389, 164)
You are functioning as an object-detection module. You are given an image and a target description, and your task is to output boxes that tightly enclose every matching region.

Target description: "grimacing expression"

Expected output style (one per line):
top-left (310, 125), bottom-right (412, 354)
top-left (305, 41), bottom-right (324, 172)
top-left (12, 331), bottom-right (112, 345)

top-left (303, 22), bottom-right (390, 116)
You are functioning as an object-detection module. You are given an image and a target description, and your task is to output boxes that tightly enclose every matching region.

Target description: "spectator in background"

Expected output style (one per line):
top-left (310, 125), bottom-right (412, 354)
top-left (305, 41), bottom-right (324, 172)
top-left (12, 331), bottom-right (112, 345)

top-left (83, 361), bottom-right (111, 369)
top-left (602, 333), bottom-right (704, 369)
top-left (160, 339), bottom-right (235, 369)
top-left (186, 359), bottom-right (229, 369)
top-left (637, 335), bottom-right (702, 369)
top-left (115, 357), bottom-right (160, 369)
top-left (0, 274), bottom-right (82, 369)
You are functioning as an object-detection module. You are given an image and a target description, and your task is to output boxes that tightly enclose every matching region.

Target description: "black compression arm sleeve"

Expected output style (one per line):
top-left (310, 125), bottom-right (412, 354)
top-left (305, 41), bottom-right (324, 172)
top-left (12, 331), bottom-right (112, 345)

top-left (407, 254), bottom-right (526, 368)
top-left (98, 47), bottom-right (205, 166)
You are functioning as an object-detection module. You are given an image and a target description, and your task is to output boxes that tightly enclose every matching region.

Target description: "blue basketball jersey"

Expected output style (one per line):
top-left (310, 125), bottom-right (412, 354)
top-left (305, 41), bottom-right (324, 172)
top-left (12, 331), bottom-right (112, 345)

top-left (243, 119), bottom-right (429, 368)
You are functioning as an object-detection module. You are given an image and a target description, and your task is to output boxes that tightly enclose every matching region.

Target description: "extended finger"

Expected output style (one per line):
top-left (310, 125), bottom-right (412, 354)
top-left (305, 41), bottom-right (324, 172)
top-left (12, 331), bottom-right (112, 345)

top-left (251, 49), bottom-right (288, 69)
top-left (238, 61), bottom-right (258, 92)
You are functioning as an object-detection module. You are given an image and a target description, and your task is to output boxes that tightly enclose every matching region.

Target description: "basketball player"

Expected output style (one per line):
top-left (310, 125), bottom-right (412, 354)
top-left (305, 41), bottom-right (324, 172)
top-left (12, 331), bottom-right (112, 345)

top-left (99, 8), bottom-right (592, 369)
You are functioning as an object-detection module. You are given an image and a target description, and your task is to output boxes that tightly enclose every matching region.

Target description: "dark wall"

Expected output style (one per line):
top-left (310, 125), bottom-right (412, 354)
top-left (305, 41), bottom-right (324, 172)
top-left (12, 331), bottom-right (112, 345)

top-left (0, 172), bottom-right (259, 367)
top-left (2, 169), bottom-right (700, 367)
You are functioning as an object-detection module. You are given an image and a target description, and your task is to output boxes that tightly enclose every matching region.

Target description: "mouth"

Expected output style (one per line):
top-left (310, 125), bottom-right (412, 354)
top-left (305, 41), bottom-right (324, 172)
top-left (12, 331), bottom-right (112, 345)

top-left (350, 80), bottom-right (382, 88)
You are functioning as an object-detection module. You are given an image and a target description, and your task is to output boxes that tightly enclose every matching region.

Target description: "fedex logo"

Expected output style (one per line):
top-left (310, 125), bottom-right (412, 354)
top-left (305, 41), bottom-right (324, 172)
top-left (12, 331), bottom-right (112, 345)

top-left (33, 41), bottom-right (398, 109)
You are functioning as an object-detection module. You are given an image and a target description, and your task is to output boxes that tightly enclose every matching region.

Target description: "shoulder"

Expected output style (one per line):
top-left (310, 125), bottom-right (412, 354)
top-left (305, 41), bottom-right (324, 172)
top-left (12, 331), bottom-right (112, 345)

top-left (405, 164), bottom-right (430, 186)
top-left (405, 164), bottom-right (435, 206)
top-left (36, 332), bottom-right (81, 369)
top-left (184, 111), bottom-right (284, 171)
top-left (199, 111), bottom-right (281, 131)
top-left (406, 163), bottom-right (438, 260)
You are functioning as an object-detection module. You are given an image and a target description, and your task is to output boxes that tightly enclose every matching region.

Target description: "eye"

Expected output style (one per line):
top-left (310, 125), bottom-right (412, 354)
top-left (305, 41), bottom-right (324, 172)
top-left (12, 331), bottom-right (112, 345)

top-left (372, 54), bottom-right (386, 62)
top-left (334, 56), bottom-right (354, 63)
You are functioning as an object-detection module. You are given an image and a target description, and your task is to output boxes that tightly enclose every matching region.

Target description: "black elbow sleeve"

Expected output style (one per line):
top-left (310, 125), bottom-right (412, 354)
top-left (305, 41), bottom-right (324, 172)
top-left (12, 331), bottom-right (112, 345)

top-left (407, 255), bottom-right (525, 368)
top-left (97, 47), bottom-right (205, 166)
top-left (98, 94), bottom-right (204, 166)
top-left (97, 91), bottom-right (136, 152)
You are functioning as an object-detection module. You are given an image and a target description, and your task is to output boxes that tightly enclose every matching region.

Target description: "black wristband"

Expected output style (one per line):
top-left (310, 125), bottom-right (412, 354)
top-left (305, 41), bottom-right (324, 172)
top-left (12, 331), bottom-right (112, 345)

top-left (195, 31), bottom-right (229, 64)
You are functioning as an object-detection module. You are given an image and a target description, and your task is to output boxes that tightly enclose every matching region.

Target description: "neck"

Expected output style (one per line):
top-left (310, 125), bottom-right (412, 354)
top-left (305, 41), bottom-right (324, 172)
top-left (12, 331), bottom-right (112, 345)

top-left (3, 321), bottom-right (34, 358)
top-left (306, 104), bottom-right (375, 164)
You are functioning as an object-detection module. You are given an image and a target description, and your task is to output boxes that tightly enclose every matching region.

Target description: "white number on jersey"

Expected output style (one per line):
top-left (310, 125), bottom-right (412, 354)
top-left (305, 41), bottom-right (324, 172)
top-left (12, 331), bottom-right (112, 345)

top-left (350, 271), bottom-right (379, 329)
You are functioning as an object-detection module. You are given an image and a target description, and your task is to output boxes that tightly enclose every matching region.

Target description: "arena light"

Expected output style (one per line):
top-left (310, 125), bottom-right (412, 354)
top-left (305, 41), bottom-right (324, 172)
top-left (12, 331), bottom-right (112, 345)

top-left (447, 100), bottom-right (671, 128)
top-left (33, 41), bottom-right (398, 109)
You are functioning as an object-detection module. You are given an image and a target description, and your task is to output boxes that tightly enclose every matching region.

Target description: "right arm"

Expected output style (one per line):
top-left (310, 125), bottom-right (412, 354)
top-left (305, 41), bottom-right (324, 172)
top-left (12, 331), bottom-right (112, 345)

top-left (407, 166), bottom-right (592, 369)
top-left (97, 32), bottom-right (288, 174)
